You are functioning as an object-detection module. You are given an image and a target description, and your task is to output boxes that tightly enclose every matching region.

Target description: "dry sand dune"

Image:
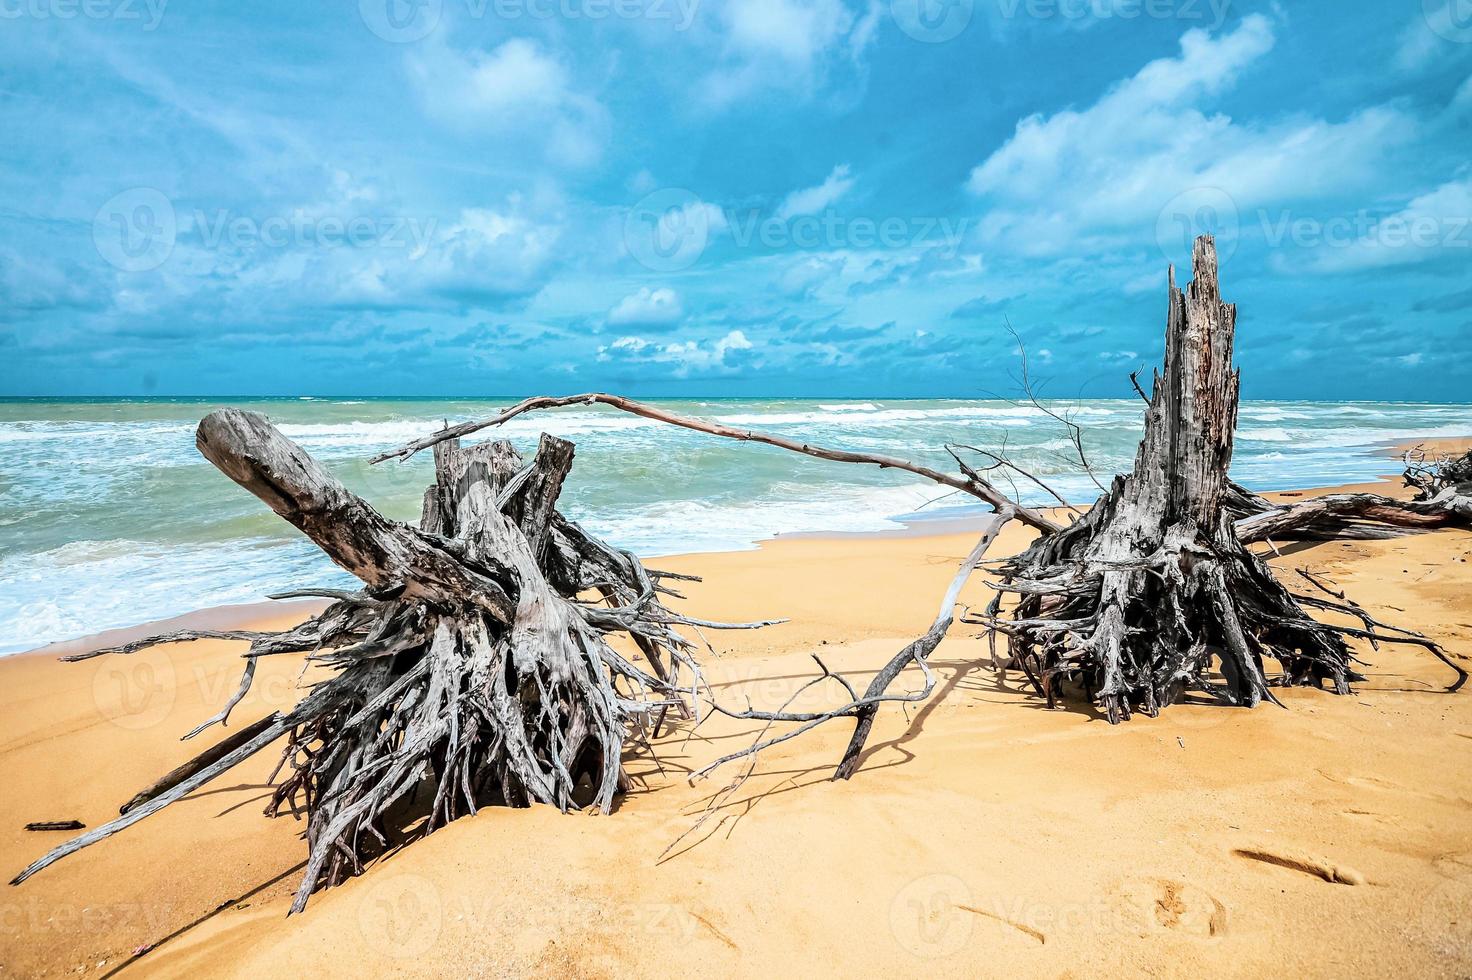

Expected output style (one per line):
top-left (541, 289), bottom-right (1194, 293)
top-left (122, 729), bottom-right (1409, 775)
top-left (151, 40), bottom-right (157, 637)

top-left (2, 475), bottom-right (1470, 978)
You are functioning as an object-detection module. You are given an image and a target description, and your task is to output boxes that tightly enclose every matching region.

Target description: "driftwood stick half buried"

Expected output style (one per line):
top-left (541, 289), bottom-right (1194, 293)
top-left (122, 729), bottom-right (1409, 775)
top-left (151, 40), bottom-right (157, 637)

top-left (12, 713), bottom-right (292, 886)
top-left (1234, 491), bottom-right (1471, 543)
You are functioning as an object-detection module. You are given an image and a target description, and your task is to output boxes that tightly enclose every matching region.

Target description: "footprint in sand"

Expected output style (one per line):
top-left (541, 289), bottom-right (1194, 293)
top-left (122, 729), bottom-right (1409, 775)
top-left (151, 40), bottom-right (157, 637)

top-left (1340, 808), bottom-right (1396, 829)
top-left (1315, 770), bottom-right (1470, 807)
top-left (1118, 877), bottom-right (1227, 938)
top-left (1232, 847), bottom-right (1365, 886)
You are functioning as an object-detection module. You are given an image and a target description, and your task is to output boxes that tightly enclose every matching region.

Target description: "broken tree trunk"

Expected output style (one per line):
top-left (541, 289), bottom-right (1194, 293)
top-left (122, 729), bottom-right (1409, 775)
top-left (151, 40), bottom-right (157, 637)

top-left (974, 236), bottom-right (1464, 720)
top-left (13, 409), bottom-right (771, 911)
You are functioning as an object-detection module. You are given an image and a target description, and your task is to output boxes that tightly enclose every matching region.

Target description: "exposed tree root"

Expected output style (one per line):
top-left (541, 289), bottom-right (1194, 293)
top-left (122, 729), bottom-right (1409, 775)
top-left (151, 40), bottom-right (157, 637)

top-left (969, 237), bottom-right (1465, 719)
top-left (378, 398), bottom-right (1035, 781)
top-left (13, 410), bottom-right (774, 911)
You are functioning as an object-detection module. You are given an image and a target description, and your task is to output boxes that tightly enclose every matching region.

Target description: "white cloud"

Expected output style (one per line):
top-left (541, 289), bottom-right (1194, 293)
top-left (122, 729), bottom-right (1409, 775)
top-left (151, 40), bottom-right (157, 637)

top-left (778, 254), bottom-right (845, 296)
top-left (598, 329), bottom-right (755, 376)
top-left (725, 0), bottom-right (855, 64)
top-left (0, 248), bottom-right (105, 312)
top-left (776, 164), bottom-right (855, 219)
top-left (331, 199), bottom-right (562, 307)
top-left (1454, 75), bottom-right (1472, 114)
top-left (701, 0), bottom-right (873, 107)
top-left (626, 199), bottom-right (729, 263)
top-left (407, 38), bottom-right (608, 168)
top-left (608, 286), bottom-right (685, 326)
top-left (966, 15), bottom-right (1414, 255)
top-left (1296, 175), bottom-right (1472, 273)
top-left (627, 169), bottom-right (659, 195)
top-left (446, 38), bottom-right (571, 112)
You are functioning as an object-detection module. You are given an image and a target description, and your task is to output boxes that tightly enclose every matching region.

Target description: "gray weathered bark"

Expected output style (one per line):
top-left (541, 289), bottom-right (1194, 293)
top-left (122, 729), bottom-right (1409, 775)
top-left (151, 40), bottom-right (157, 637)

top-left (13, 410), bottom-right (772, 911)
top-left (972, 237), bottom-right (1465, 720)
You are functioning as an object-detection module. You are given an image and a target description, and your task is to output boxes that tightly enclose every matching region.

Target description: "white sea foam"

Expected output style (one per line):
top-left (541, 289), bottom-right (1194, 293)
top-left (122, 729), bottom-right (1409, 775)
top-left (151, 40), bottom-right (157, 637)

top-left (0, 537), bottom-right (355, 656)
top-left (2, 398), bottom-right (1468, 655)
top-left (710, 406), bottom-right (1090, 427)
top-left (1239, 427), bottom-right (1294, 442)
top-left (275, 414), bottom-right (663, 449)
top-left (582, 481), bottom-right (958, 555)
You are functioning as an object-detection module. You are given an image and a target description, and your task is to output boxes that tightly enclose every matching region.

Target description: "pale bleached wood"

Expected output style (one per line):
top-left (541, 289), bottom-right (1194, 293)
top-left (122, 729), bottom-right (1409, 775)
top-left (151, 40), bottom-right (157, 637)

top-left (16, 414), bottom-right (770, 913)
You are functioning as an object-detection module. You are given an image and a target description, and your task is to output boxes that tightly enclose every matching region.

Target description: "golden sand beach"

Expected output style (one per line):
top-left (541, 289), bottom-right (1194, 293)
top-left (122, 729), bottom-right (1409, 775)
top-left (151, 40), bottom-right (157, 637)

top-left (2, 462), bottom-right (1470, 978)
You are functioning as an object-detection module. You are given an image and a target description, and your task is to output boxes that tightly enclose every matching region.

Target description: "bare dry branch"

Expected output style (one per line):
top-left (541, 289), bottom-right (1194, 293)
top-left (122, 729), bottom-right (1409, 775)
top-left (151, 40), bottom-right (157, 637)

top-left (372, 392), bottom-right (1062, 535)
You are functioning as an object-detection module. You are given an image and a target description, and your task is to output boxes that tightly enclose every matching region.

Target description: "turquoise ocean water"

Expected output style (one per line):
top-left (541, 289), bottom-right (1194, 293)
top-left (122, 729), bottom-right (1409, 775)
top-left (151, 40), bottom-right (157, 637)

top-left (1, 397), bottom-right (1467, 655)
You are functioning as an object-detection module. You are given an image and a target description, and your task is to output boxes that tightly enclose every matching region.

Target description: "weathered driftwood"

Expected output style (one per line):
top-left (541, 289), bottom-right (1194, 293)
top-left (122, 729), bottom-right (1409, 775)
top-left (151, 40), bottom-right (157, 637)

top-left (376, 394), bottom-right (1470, 552)
top-left (1405, 445), bottom-right (1472, 499)
top-left (13, 409), bottom-right (773, 911)
top-left (374, 255), bottom-right (1467, 759)
top-left (377, 398), bottom-right (1037, 780)
top-left (1225, 445), bottom-right (1472, 543)
top-left (971, 237), bottom-right (1466, 718)
top-left (1234, 490), bottom-right (1470, 543)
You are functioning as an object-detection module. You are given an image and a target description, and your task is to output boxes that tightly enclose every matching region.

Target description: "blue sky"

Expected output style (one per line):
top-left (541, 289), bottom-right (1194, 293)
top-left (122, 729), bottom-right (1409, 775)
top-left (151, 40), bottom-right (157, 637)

top-left (1, 0), bottom-right (1469, 399)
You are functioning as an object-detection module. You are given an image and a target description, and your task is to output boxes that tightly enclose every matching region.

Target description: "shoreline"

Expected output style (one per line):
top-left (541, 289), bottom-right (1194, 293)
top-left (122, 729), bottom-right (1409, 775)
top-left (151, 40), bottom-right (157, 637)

top-left (12, 440), bottom-right (1466, 663)
top-left (1, 452), bottom-right (1470, 976)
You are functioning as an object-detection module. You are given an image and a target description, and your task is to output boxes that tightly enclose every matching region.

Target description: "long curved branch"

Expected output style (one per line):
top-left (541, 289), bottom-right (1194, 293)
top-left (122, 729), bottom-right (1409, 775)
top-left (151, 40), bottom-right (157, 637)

top-left (694, 511), bottom-right (1013, 781)
top-left (371, 393), bottom-right (1062, 534)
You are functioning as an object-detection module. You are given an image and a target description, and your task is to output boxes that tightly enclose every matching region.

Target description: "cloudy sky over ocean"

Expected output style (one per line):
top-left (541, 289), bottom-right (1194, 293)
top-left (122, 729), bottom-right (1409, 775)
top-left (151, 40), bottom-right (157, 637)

top-left (1, 1), bottom-right (1469, 400)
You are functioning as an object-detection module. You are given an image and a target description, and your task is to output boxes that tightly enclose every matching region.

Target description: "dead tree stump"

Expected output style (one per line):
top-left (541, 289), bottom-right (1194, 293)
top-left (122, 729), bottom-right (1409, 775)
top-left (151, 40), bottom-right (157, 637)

top-left (981, 237), bottom-right (1365, 720)
top-left (13, 410), bottom-right (764, 911)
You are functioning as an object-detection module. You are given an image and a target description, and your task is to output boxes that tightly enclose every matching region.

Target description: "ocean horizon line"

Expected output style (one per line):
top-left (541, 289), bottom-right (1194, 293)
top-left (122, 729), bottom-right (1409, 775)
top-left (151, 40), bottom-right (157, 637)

top-left (2, 394), bottom-right (1470, 405)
